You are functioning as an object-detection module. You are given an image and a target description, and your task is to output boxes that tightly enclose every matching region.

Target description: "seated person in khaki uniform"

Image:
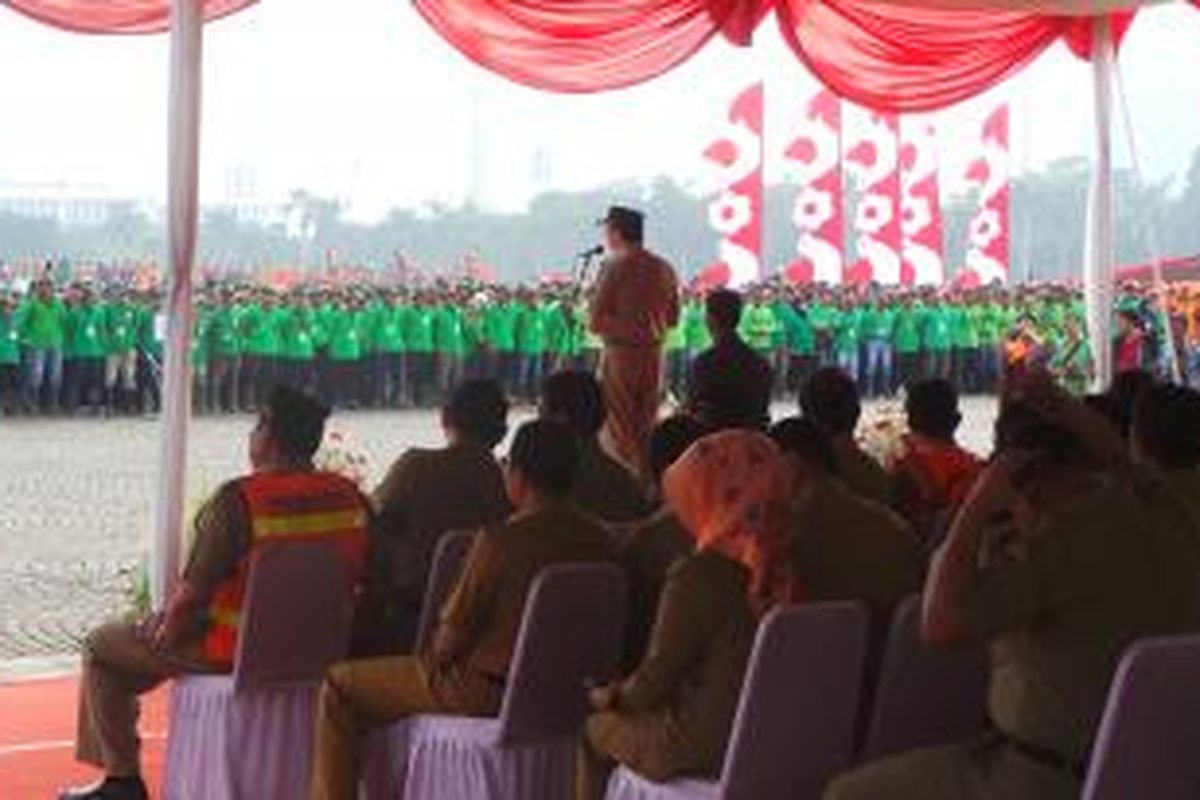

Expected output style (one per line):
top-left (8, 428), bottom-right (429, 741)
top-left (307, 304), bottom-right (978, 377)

top-left (309, 419), bottom-right (618, 800)
top-left (616, 414), bottom-right (709, 669)
top-left (577, 431), bottom-right (799, 800)
top-left (824, 387), bottom-right (1200, 800)
top-left (362, 379), bottom-right (511, 654)
top-left (540, 370), bottom-right (650, 525)
top-left (769, 416), bottom-right (920, 650)
top-left (62, 386), bottom-right (370, 800)
top-left (800, 367), bottom-right (893, 507)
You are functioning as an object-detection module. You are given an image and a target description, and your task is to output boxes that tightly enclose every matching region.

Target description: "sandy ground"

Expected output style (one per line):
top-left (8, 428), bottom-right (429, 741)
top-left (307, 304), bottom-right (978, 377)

top-left (0, 397), bottom-right (998, 668)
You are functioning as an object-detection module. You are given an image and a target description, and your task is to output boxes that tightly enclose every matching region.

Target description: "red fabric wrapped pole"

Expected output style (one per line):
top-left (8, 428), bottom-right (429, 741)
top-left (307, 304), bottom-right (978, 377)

top-left (6, 0), bottom-right (256, 35)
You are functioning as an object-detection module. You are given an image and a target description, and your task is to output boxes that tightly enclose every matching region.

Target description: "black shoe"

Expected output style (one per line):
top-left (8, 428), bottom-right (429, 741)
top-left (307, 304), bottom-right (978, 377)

top-left (58, 776), bottom-right (148, 800)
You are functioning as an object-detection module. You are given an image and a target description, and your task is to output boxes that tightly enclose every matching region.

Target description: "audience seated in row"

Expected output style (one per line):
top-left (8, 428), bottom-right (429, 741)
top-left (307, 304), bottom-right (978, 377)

top-left (801, 367), bottom-right (894, 507)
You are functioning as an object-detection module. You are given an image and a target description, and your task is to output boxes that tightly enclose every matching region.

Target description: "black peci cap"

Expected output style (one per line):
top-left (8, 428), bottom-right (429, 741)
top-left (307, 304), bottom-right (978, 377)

top-left (598, 205), bottom-right (645, 243)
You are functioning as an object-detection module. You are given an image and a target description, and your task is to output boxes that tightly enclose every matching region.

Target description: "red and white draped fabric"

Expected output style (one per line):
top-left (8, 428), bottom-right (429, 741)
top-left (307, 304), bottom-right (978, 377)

top-left (700, 82), bottom-right (764, 288)
top-left (4, 0), bottom-right (254, 34)
top-left (961, 104), bottom-right (1011, 286)
top-left (899, 119), bottom-right (945, 286)
top-left (845, 111), bottom-right (902, 285)
top-left (780, 89), bottom-right (843, 285)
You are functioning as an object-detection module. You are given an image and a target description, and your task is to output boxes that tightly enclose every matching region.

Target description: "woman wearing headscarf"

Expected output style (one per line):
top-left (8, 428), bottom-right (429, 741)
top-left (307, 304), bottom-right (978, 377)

top-left (575, 430), bottom-right (798, 800)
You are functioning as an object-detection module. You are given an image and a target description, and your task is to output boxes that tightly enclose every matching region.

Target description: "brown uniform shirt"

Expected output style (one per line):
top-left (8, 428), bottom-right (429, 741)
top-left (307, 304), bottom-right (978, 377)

top-left (833, 437), bottom-right (894, 508)
top-left (371, 444), bottom-right (510, 605)
top-left (439, 500), bottom-right (617, 679)
top-left (964, 470), bottom-right (1200, 763)
top-left (790, 479), bottom-right (921, 623)
top-left (571, 439), bottom-right (651, 525)
top-left (618, 509), bottom-right (692, 668)
top-left (589, 248), bottom-right (680, 347)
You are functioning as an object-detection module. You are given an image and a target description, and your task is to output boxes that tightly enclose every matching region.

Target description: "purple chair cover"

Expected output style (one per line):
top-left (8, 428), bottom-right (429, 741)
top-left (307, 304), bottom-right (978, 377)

top-left (1082, 633), bottom-right (1200, 800)
top-left (859, 594), bottom-right (988, 760)
top-left (365, 562), bottom-right (628, 800)
top-left (164, 541), bottom-right (354, 800)
top-left (413, 530), bottom-right (477, 653)
top-left (606, 602), bottom-right (869, 800)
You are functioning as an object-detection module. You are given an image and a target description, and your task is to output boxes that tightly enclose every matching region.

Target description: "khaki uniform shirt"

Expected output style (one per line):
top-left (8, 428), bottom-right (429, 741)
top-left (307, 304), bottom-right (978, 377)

top-left (589, 248), bottom-right (680, 348)
top-left (619, 509), bottom-right (692, 667)
top-left (439, 500), bottom-right (617, 679)
top-left (371, 444), bottom-right (510, 604)
top-left (833, 438), bottom-right (894, 508)
top-left (965, 471), bottom-right (1200, 763)
top-left (571, 439), bottom-right (651, 525)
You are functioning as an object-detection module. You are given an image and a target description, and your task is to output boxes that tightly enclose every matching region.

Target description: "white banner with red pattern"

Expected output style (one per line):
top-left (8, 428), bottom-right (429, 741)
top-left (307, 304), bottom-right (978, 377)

top-left (899, 119), bottom-right (945, 286)
top-left (699, 82), bottom-right (764, 288)
top-left (779, 89), bottom-right (843, 285)
top-left (961, 104), bottom-right (1010, 286)
top-left (845, 111), bottom-right (903, 285)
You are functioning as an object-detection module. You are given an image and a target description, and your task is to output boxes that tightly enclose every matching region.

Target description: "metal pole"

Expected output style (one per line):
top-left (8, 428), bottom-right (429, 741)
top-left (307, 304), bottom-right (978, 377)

top-left (153, 0), bottom-right (203, 606)
top-left (1084, 17), bottom-right (1115, 391)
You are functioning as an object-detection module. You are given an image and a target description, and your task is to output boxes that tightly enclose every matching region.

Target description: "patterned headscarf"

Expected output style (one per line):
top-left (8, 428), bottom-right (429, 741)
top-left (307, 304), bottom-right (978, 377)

top-left (664, 430), bottom-right (799, 612)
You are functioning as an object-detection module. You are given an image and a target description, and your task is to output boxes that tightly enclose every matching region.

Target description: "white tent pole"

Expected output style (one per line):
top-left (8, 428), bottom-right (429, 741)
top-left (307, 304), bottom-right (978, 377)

top-left (153, 0), bottom-right (204, 607)
top-left (1084, 16), bottom-right (1115, 391)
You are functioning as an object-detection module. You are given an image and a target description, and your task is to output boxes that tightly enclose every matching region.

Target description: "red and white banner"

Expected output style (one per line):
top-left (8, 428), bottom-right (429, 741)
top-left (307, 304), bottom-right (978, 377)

top-left (845, 112), bottom-right (902, 285)
top-left (961, 104), bottom-right (1010, 286)
top-left (780, 89), bottom-right (843, 285)
top-left (899, 119), bottom-right (945, 286)
top-left (700, 82), bottom-right (764, 288)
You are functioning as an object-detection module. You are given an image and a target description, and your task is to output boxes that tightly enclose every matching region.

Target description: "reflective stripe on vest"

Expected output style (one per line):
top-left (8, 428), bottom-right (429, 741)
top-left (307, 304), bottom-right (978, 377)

top-left (203, 471), bottom-right (368, 666)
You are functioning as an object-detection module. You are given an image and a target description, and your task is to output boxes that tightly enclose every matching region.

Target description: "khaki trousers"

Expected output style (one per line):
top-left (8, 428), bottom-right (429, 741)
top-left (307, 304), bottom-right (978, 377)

top-left (75, 621), bottom-right (218, 776)
top-left (308, 656), bottom-right (504, 800)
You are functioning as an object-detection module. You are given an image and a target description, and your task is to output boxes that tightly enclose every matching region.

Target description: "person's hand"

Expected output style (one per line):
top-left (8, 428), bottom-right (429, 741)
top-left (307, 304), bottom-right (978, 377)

top-left (136, 611), bottom-right (166, 645)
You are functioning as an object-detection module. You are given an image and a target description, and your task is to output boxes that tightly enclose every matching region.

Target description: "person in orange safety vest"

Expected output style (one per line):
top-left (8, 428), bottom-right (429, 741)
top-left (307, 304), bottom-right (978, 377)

top-left (63, 385), bottom-right (372, 800)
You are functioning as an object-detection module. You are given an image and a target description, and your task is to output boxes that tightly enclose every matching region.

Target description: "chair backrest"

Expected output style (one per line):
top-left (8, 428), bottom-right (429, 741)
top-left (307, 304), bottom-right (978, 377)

top-left (1082, 634), bottom-right (1200, 800)
top-left (497, 562), bottom-right (628, 743)
top-left (232, 541), bottom-right (354, 691)
top-left (860, 594), bottom-right (988, 760)
top-left (413, 530), bottom-right (478, 652)
top-left (720, 602), bottom-right (868, 800)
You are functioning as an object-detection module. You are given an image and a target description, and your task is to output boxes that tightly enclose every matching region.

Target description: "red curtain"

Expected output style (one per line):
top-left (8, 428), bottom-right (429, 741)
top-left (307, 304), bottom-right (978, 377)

top-left (6, 0), bottom-right (256, 35)
top-left (410, 0), bottom-right (772, 93)
top-left (775, 1), bottom-right (1071, 112)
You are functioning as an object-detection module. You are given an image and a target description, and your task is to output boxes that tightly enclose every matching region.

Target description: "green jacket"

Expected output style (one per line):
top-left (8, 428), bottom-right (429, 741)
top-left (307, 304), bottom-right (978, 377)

top-left (67, 304), bottom-right (108, 359)
top-left (0, 311), bottom-right (21, 364)
top-left (20, 298), bottom-right (67, 349)
top-left (433, 305), bottom-right (467, 356)
top-left (515, 304), bottom-right (547, 355)
top-left (105, 302), bottom-right (139, 354)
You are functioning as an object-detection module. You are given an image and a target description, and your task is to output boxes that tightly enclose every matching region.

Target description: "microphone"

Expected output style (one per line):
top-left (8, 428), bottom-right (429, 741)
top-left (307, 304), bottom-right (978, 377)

top-left (578, 245), bottom-right (604, 260)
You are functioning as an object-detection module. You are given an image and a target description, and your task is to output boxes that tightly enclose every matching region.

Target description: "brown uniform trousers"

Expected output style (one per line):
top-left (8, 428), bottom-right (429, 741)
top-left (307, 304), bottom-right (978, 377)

top-left (824, 470), bottom-right (1200, 800)
top-left (576, 552), bottom-right (754, 800)
top-left (310, 501), bottom-right (617, 800)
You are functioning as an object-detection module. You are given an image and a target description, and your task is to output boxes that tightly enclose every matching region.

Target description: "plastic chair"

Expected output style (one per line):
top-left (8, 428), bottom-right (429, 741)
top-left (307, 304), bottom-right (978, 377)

top-left (163, 541), bottom-right (355, 800)
top-left (605, 602), bottom-right (869, 800)
top-left (412, 530), bottom-right (477, 652)
top-left (1082, 633), bottom-right (1200, 800)
top-left (859, 594), bottom-right (988, 760)
top-left (368, 562), bottom-right (628, 799)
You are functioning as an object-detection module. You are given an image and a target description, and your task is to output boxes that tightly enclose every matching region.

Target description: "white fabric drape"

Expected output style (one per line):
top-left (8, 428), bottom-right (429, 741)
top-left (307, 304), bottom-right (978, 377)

top-left (1085, 15), bottom-right (1115, 391)
top-left (153, 0), bottom-right (203, 606)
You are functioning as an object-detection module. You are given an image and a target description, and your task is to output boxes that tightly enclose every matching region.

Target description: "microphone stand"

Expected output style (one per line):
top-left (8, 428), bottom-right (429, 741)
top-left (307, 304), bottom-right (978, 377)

top-left (562, 248), bottom-right (601, 371)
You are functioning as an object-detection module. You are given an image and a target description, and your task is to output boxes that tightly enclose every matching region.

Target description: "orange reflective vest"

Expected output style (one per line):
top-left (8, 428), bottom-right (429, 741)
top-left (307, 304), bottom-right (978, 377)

top-left (203, 470), bottom-right (370, 666)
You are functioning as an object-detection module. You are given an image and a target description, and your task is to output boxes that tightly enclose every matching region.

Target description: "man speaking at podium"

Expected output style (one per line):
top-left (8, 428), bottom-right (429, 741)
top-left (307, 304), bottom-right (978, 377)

top-left (588, 206), bottom-right (680, 480)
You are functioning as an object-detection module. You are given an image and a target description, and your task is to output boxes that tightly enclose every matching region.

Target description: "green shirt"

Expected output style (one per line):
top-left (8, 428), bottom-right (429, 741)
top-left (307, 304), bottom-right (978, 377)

top-left (515, 304), bottom-right (547, 355)
top-left (281, 308), bottom-right (317, 360)
top-left (949, 305), bottom-right (979, 349)
top-left (484, 302), bottom-right (518, 352)
top-left (208, 305), bottom-right (241, 357)
top-left (860, 307), bottom-right (895, 342)
top-left (0, 311), bottom-right (20, 364)
top-left (740, 304), bottom-right (779, 353)
top-left (328, 308), bottom-right (364, 361)
top-left (105, 302), bottom-right (139, 354)
top-left (778, 302), bottom-right (815, 356)
top-left (137, 305), bottom-right (162, 358)
top-left (433, 304), bottom-right (467, 356)
top-left (683, 301), bottom-right (711, 352)
top-left (19, 297), bottom-right (67, 349)
top-left (833, 307), bottom-right (862, 353)
top-left (893, 306), bottom-right (924, 355)
top-left (67, 304), bottom-right (108, 358)
top-left (375, 306), bottom-right (407, 354)
top-left (405, 306), bottom-right (435, 354)
top-left (922, 305), bottom-right (952, 352)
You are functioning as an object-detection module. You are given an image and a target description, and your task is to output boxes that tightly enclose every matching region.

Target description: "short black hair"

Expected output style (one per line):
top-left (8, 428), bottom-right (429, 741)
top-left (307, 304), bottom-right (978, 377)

top-left (263, 384), bottom-right (330, 461)
top-left (706, 289), bottom-right (743, 331)
top-left (540, 370), bottom-right (606, 438)
top-left (1132, 383), bottom-right (1200, 470)
top-left (444, 379), bottom-right (509, 449)
top-left (800, 367), bottom-right (861, 436)
top-left (769, 416), bottom-right (836, 474)
top-left (508, 419), bottom-right (578, 497)
top-left (649, 415), bottom-right (709, 486)
top-left (905, 379), bottom-right (961, 440)
top-left (993, 399), bottom-right (1085, 466)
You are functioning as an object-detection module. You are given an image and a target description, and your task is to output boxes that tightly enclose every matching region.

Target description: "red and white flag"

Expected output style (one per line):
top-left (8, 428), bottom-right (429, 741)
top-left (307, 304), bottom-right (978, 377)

top-left (700, 82), bottom-right (764, 288)
top-left (899, 119), bottom-right (945, 286)
top-left (961, 105), bottom-right (1010, 287)
top-left (779, 89), bottom-right (843, 285)
top-left (845, 112), bottom-right (902, 285)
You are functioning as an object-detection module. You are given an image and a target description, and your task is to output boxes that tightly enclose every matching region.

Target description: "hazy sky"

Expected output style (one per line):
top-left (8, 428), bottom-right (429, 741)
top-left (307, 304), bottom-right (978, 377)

top-left (1, 1), bottom-right (1199, 221)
